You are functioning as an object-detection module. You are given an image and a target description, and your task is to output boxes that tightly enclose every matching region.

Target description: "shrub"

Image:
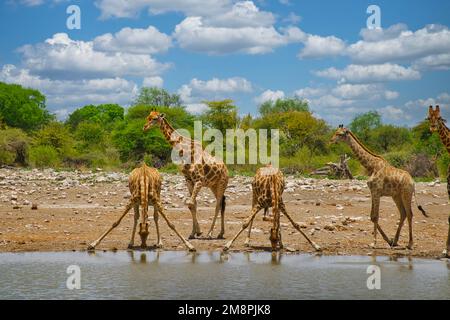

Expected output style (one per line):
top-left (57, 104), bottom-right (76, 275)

top-left (0, 127), bottom-right (29, 165)
top-left (437, 153), bottom-right (450, 179)
top-left (29, 145), bottom-right (60, 168)
top-left (33, 122), bottom-right (75, 158)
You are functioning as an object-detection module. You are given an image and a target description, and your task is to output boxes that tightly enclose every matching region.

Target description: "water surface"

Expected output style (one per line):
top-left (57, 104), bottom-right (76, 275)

top-left (0, 251), bottom-right (449, 299)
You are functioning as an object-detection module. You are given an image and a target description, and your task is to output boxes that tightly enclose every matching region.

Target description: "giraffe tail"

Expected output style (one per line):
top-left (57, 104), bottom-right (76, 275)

top-left (414, 188), bottom-right (428, 218)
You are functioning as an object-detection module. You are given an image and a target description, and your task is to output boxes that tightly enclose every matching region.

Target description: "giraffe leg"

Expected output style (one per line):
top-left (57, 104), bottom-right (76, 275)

top-left (445, 214), bottom-right (450, 258)
top-left (128, 204), bottom-right (140, 249)
top-left (153, 199), bottom-right (195, 251)
top-left (370, 194), bottom-right (381, 248)
top-left (401, 192), bottom-right (414, 250)
top-left (392, 195), bottom-right (407, 247)
top-left (369, 193), bottom-right (392, 247)
top-left (219, 194), bottom-right (226, 240)
top-left (281, 204), bottom-right (321, 251)
top-left (207, 186), bottom-right (226, 239)
top-left (244, 218), bottom-right (254, 247)
top-left (153, 205), bottom-right (162, 248)
top-left (187, 181), bottom-right (202, 239)
top-left (223, 207), bottom-right (262, 252)
top-left (88, 201), bottom-right (134, 250)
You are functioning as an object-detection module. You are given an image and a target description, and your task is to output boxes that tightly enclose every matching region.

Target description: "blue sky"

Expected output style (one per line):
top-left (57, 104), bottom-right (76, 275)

top-left (1, 0), bottom-right (449, 126)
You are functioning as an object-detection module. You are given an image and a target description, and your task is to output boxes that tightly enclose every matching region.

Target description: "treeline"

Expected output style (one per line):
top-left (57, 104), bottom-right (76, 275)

top-left (0, 81), bottom-right (447, 178)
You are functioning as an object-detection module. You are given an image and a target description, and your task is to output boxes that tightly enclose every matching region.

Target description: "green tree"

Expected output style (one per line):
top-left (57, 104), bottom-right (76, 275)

top-left (33, 122), bottom-right (75, 157)
top-left (133, 87), bottom-right (182, 107)
top-left (66, 104), bottom-right (124, 129)
top-left (255, 110), bottom-right (330, 157)
top-left (75, 122), bottom-right (107, 150)
top-left (201, 99), bottom-right (238, 135)
top-left (259, 97), bottom-right (309, 117)
top-left (239, 113), bottom-right (253, 130)
top-left (371, 125), bottom-right (412, 152)
top-left (349, 111), bottom-right (382, 142)
top-left (0, 82), bottom-right (52, 130)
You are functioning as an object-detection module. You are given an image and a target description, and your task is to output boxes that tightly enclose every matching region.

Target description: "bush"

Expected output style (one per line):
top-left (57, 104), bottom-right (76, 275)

top-left (437, 153), bottom-right (450, 179)
top-left (0, 127), bottom-right (29, 165)
top-left (405, 153), bottom-right (438, 178)
top-left (33, 122), bottom-right (75, 158)
top-left (384, 150), bottom-right (411, 168)
top-left (29, 145), bottom-right (60, 168)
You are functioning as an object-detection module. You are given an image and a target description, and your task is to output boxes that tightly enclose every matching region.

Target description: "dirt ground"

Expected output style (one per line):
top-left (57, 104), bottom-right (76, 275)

top-left (0, 168), bottom-right (448, 259)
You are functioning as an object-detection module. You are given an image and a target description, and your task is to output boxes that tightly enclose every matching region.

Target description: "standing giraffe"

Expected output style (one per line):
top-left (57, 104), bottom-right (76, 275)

top-left (427, 105), bottom-right (450, 257)
top-left (143, 111), bottom-right (228, 239)
top-left (331, 125), bottom-right (427, 249)
top-left (223, 165), bottom-right (321, 252)
top-left (87, 163), bottom-right (195, 251)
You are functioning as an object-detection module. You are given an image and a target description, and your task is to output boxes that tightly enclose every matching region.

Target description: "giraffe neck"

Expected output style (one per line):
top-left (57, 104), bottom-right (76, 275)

top-left (437, 120), bottom-right (450, 154)
top-left (345, 132), bottom-right (385, 174)
top-left (159, 118), bottom-right (180, 146)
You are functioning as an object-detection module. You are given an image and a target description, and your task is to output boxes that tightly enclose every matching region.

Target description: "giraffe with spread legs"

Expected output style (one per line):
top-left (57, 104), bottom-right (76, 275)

top-left (143, 111), bottom-right (228, 239)
top-left (427, 105), bottom-right (450, 258)
top-left (87, 163), bottom-right (195, 251)
top-left (330, 125), bottom-right (428, 249)
top-left (223, 165), bottom-right (321, 252)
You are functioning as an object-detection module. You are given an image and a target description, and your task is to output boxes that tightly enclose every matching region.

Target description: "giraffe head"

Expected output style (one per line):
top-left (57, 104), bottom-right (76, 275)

top-left (330, 124), bottom-right (350, 144)
top-left (427, 105), bottom-right (444, 132)
top-left (143, 110), bottom-right (165, 131)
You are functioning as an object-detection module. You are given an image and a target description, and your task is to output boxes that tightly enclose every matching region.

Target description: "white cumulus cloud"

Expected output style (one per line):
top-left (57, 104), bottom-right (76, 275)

top-left (173, 17), bottom-right (304, 55)
top-left (315, 63), bottom-right (421, 83)
top-left (298, 35), bottom-right (346, 59)
top-left (254, 89), bottom-right (285, 104)
top-left (18, 33), bottom-right (170, 80)
top-left (178, 76), bottom-right (252, 113)
top-left (93, 26), bottom-right (172, 55)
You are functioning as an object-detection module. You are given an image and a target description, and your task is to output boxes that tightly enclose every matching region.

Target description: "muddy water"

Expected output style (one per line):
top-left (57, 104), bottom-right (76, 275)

top-left (0, 251), bottom-right (449, 300)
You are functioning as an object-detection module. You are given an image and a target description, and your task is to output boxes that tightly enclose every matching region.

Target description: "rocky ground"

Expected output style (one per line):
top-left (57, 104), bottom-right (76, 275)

top-left (0, 167), bottom-right (448, 259)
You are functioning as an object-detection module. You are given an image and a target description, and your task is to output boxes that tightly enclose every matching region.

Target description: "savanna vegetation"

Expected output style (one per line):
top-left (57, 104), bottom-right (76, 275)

top-left (0, 81), bottom-right (447, 179)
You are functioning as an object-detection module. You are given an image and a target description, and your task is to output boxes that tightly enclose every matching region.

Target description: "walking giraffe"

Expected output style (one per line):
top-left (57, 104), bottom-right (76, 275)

top-left (427, 105), bottom-right (450, 257)
top-left (143, 111), bottom-right (228, 239)
top-left (331, 125), bottom-right (428, 249)
top-left (223, 164), bottom-right (321, 252)
top-left (87, 163), bottom-right (195, 251)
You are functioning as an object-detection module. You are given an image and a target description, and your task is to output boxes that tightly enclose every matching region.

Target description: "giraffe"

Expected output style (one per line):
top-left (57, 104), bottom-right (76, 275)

top-left (427, 105), bottom-right (450, 258)
top-left (223, 164), bottom-right (321, 252)
top-left (330, 125), bottom-right (428, 249)
top-left (143, 111), bottom-right (229, 239)
top-left (87, 163), bottom-right (195, 251)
